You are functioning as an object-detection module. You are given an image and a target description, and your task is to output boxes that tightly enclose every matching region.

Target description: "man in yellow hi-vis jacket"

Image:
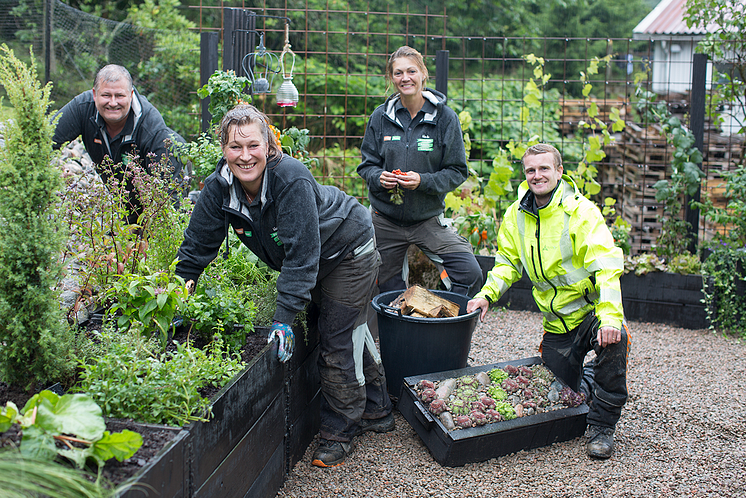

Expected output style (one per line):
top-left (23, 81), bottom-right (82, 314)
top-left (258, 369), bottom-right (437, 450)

top-left (467, 143), bottom-right (630, 460)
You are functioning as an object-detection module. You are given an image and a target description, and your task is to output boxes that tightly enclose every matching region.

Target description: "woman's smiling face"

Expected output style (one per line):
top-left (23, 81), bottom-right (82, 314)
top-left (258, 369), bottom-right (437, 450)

top-left (222, 122), bottom-right (267, 192)
top-left (391, 56), bottom-right (425, 97)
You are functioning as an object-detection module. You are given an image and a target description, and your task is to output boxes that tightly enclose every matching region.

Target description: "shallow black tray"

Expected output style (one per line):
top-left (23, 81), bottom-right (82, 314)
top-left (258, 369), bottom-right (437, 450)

top-left (399, 357), bottom-right (589, 466)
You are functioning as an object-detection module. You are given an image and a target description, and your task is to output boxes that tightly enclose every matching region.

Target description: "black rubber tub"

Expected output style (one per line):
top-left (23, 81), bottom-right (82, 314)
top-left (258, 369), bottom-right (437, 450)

top-left (371, 289), bottom-right (480, 399)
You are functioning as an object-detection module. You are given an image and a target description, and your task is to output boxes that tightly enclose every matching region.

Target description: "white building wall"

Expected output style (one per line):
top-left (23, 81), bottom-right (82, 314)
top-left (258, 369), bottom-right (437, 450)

top-left (651, 39), bottom-right (714, 95)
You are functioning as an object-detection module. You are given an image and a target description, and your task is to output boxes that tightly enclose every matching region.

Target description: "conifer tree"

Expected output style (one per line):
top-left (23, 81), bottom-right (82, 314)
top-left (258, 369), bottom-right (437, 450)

top-left (0, 45), bottom-right (73, 387)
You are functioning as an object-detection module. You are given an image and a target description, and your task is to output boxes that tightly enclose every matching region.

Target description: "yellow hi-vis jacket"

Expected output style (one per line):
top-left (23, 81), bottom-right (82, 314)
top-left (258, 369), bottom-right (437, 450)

top-left (475, 175), bottom-right (624, 335)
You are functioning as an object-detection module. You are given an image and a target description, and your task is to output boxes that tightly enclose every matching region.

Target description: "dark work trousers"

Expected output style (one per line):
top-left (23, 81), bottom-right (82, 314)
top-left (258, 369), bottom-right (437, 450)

top-left (373, 211), bottom-right (483, 297)
top-left (314, 244), bottom-right (392, 443)
top-left (540, 312), bottom-right (630, 429)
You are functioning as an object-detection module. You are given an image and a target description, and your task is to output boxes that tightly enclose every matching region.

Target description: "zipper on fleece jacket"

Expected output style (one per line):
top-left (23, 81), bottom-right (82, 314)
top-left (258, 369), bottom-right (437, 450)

top-left (530, 214), bottom-right (570, 334)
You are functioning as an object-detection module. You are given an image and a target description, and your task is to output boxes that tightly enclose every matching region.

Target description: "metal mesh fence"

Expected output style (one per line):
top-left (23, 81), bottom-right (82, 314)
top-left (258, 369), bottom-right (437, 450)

top-left (0, 0), bottom-right (200, 139)
top-left (0, 0), bottom-right (743, 255)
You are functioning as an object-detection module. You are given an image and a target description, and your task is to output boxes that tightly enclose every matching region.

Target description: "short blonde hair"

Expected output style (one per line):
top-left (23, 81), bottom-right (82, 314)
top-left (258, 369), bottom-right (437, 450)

top-left (522, 144), bottom-right (563, 170)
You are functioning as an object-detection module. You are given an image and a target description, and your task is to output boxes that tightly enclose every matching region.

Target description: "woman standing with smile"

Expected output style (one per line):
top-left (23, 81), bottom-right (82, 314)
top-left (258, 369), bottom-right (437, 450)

top-left (175, 104), bottom-right (394, 468)
top-left (357, 46), bottom-right (482, 297)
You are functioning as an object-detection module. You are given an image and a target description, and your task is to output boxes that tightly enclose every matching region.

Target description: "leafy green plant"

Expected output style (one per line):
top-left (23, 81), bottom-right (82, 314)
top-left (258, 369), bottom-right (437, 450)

top-left (196, 236), bottom-right (281, 329)
top-left (183, 286), bottom-right (257, 352)
top-left (446, 163), bottom-right (509, 255)
top-left (667, 253), bottom-right (702, 275)
top-left (702, 244), bottom-right (746, 336)
top-left (610, 216), bottom-right (632, 256)
top-left (75, 327), bottom-right (245, 427)
top-left (280, 126), bottom-right (320, 169)
top-left (0, 390), bottom-right (142, 475)
top-left (103, 261), bottom-right (188, 349)
top-left (171, 131), bottom-right (223, 184)
top-left (569, 55), bottom-right (626, 199)
top-left (0, 45), bottom-right (75, 387)
top-left (197, 69), bottom-right (250, 129)
top-left (624, 253), bottom-right (667, 275)
top-left (446, 110), bottom-right (514, 254)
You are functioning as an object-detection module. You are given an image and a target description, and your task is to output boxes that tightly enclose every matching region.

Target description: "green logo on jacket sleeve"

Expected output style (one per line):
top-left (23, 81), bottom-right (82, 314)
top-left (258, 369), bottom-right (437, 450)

top-left (270, 231), bottom-right (283, 246)
top-left (417, 136), bottom-right (434, 151)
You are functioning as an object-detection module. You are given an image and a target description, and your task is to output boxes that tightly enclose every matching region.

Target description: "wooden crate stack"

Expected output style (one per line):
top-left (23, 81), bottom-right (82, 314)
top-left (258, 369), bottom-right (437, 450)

top-left (560, 98), bottom-right (628, 136)
top-left (602, 122), bottom-right (671, 254)
top-left (699, 135), bottom-right (744, 243)
top-left (601, 123), bottom-right (744, 254)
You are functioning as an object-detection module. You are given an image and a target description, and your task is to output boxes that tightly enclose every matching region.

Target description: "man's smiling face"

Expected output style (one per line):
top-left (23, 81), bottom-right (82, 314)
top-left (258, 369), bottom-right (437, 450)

top-left (92, 79), bottom-right (133, 127)
top-left (523, 152), bottom-right (563, 207)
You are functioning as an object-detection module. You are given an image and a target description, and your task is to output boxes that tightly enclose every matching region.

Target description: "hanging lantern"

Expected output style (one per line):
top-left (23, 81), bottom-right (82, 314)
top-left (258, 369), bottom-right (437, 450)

top-left (277, 24), bottom-right (299, 107)
top-left (242, 33), bottom-right (278, 95)
top-left (276, 78), bottom-right (299, 107)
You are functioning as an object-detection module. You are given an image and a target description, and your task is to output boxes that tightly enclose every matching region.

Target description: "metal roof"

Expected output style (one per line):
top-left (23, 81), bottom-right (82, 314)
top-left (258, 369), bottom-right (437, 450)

top-left (633, 0), bottom-right (710, 37)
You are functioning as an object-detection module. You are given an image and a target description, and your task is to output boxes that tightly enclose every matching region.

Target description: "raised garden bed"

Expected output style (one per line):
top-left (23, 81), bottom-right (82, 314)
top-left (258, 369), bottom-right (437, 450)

top-left (0, 320), bottom-right (322, 498)
top-left (495, 272), bottom-right (708, 329)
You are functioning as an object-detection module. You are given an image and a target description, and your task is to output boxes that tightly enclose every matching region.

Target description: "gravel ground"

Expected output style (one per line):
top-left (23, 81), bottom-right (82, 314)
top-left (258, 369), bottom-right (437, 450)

top-left (277, 308), bottom-right (746, 498)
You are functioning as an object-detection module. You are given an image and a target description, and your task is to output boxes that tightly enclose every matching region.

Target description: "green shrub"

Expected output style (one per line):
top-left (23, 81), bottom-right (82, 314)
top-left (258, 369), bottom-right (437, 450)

top-left (0, 45), bottom-right (74, 387)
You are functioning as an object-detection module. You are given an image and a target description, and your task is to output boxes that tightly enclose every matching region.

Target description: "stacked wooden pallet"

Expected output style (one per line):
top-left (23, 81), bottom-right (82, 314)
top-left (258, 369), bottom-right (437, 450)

top-left (601, 122), bottom-right (744, 253)
top-left (601, 123), bottom-right (671, 253)
top-left (699, 136), bottom-right (744, 242)
top-left (560, 98), bottom-right (629, 136)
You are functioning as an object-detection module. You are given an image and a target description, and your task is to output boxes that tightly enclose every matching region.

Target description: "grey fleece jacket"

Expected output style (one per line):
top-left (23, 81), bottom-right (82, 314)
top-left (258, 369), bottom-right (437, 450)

top-left (357, 88), bottom-right (468, 226)
top-left (175, 154), bottom-right (374, 325)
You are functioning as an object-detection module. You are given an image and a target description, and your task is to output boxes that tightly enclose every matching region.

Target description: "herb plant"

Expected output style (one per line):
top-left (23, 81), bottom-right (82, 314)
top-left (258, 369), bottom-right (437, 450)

top-left (59, 152), bottom-right (191, 298)
top-left (183, 286), bottom-right (257, 352)
top-left (75, 328), bottom-right (245, 427)
top-left (103, 261), bottom-right (188, 349)
top-left (197, 69), bottom-right (250, 128)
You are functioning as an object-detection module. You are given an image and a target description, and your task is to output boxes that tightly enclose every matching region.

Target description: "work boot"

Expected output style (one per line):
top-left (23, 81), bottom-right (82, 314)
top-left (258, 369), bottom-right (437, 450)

top-left (311, 439), bottom-right (355, 468)
top-left (354, 412), bottom-right (395, 436)
top-left (586, 425), bottom-right (615, 459)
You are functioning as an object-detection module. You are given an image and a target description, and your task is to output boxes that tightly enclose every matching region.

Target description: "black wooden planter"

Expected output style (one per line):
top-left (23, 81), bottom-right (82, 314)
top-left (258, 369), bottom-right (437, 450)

top-left (118, 425), bottom-right (190, 498)
top-left (494, 271), bottom-right (708, 330)
top-left (619, 272), bottom-right (707, 329)
top-left (398, 357), bottom-right (588, 466)
top-left (122, 321), bottom-right (321, 498)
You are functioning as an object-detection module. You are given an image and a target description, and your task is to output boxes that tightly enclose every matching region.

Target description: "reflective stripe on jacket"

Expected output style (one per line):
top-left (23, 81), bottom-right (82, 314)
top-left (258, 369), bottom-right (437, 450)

top-left (475, 175), bottom-right (624, 334)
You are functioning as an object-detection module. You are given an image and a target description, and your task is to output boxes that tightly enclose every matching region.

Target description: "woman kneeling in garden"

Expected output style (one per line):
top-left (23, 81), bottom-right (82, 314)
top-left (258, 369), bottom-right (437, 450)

top-left (174, 104), bottom-right (394, 467)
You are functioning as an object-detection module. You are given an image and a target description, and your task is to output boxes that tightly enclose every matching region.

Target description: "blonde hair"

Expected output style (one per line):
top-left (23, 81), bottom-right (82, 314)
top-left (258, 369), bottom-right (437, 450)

top-left (385, 46), bottom-right (429, 88)
top-left (522, 143), bottom-right (563, 170)
top-left (219, 104), bottom-right (282, 159)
